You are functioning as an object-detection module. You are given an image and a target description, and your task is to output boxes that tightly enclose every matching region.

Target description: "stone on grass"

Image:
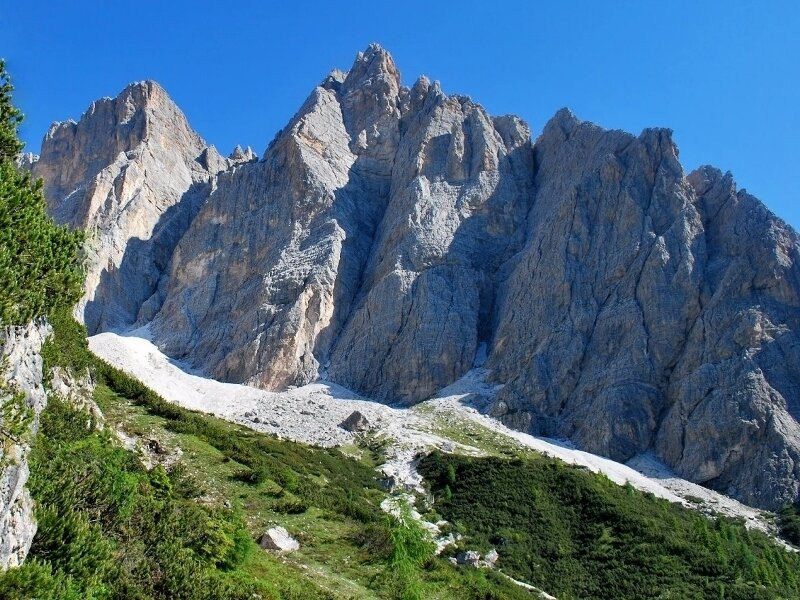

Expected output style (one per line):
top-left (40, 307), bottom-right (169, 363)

top-left (260, 526), bottom-right (299, 553)
top-left (456, 550), bottom-right (481, 567)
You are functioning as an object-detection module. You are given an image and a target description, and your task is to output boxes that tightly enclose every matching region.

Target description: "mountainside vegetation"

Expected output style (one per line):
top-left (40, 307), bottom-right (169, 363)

top-left (1, 312), bottom-right (533, 599)
top-left (419, 451), bottom-right (800, 600)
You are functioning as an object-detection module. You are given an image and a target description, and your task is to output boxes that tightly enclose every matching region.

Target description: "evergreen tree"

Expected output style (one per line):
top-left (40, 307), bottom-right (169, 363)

top-left (0, 61), bottom-right (23, 163)
top-left (0, 60), bottom-right (83, 324)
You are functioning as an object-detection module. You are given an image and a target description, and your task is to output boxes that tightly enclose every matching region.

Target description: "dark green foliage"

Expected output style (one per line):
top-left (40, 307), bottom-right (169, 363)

top-left (352, 522), bottom-right (394, 562)
top-left (0, 396), bottom-right (260, 600)
top-left (778, 501), bottom-right (800, 546)
top-left (0, 60), bottom-right (23, 162)
top-left (0, 372), bottom-right (32, 461)
top-left (272, 496), bottom-right (309, 515)
top-left (41, 308), bottom-right (93, 375)
top-left (0, 559), bottom-right (85, 600)
top-left (384, 505), bottom-right (436, 600)
top-left (419, 451), bottom-right (800, 600)
top-left (0, 62), bottom-right (83, 325)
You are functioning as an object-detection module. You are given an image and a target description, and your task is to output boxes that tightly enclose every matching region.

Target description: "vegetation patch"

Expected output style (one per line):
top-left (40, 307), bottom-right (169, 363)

top-left (0, 396), bottom-right (264, 600)
top-left (419, 451), bottom-right (800, 600)
top-left (777, 501), bottom-right (800, 547)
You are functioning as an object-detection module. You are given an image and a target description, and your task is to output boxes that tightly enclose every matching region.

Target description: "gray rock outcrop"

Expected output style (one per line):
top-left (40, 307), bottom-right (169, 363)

top-left (454, 549), bottom-right (499, 568)
top-left (485, 111), bottom-right (800, 509)
top-left (148, 46), bottom-right (404, 389)
top-left (0, 321), bottom-right (51, 570)
top-left (327, 75), bottom-right (533, 403)
top-left (146, 46), bottom-right (532, 404)
top-left (31, 45), bottom-right (800, 510)
top-left (340, 410), bottom-right (370, 432)
top-left (484, 548), bottom-right (499, 566)
top-left (456, 550), bottom-right (481, 566)
top-left (228, 145), bottom-right (257, 164)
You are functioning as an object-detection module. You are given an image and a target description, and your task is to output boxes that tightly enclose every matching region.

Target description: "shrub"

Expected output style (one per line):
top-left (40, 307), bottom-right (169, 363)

top-left (778, 502), bottom-right (800, 546)
top-left (384, 501), bottom-right (436, 600)
top-left (0, 396), bottom-right (262, 599)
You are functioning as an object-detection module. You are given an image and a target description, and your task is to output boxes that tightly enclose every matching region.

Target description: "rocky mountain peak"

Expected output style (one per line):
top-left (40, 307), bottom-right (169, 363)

top-left (35, 79), bottom-right (210, 225)
top-left (345, 43), bottom-right (400, 88)
top-left (687, 165), bottom-right (738, 221)
top-left (539, 106), bottom-right (581, 142)
top-left (31, 46), bottom-right (800, 510)
top-left (334, 44), bottom-right (403, 171)
top-left (32, 80), bottom-right (224, 334)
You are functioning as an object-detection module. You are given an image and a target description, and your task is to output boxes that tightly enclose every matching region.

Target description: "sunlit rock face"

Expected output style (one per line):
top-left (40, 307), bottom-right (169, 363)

top-left (0, 321), bottom-right (51, 570)
top-left (35, 45), bottom-right (800, 510)
top-left (32, 81), bottom-right (227, 333)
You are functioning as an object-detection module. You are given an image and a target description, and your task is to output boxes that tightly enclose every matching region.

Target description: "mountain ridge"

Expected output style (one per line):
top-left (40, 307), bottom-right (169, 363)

top-left (29, 44), bottom-right (800, 510)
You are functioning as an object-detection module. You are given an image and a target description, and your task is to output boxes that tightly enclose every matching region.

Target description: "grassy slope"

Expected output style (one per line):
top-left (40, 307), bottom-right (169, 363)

top-left (5, 312), bottom-right (800, 599)
top-left (1, 311), bottom-right (532, 599)
top-left (93, 382), bottom-right (533, 600)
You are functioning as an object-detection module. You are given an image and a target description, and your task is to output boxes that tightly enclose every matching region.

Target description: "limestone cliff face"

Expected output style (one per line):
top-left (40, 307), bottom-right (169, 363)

top-left (32, 81), bottom-right (227, 334)
top-left (488, 111), bottom-right (706, 458)
top-left (657, 168), bottom-right (800, 508)
top-left (33, 45), bottom-right (800, 509)
top-left (485, 111), bottom-right (800, 508)
top-left (149, 47), bottom-right (403, 389)
top-left (327, 77), bottom-right (533, 403)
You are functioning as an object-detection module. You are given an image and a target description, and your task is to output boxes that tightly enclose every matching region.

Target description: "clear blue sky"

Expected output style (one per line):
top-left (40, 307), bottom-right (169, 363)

top-left (2, 1), bottom-right (798, 227)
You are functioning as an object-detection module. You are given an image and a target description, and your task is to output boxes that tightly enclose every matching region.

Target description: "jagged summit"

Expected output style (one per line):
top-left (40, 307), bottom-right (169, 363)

top-left (345, 42), bottom-right (400, 84)
top-left (31, 78), bottom-right (225, 334)
top-left (35, 79), bottom-right (211, 222)
top-left (228, 144), bottom-right (257, 163)
top-left (31, 44), bottom-right (800, 510)
top-left (539, 106), bottom-right (580, 139)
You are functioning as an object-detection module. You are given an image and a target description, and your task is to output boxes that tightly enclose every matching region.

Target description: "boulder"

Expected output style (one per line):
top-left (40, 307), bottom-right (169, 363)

top-left (483, 548), bottom-right (499, 566)
top-left (259, 526), bottom-right (299, 553)
top-left (455, 550), bottom-right (481, 567)
top-left (339, 410), bottom-right (371, 432)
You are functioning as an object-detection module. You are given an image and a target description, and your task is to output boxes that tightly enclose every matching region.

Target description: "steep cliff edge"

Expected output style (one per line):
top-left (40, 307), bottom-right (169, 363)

top-left (32, 45), bottom-right (800, 509)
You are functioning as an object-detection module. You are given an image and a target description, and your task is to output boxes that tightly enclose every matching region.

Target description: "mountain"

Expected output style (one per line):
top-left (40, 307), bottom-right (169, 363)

top-left (30, 44), bottom-right (800, 510)
top-left (29, 81), bottom-right (238, 334)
